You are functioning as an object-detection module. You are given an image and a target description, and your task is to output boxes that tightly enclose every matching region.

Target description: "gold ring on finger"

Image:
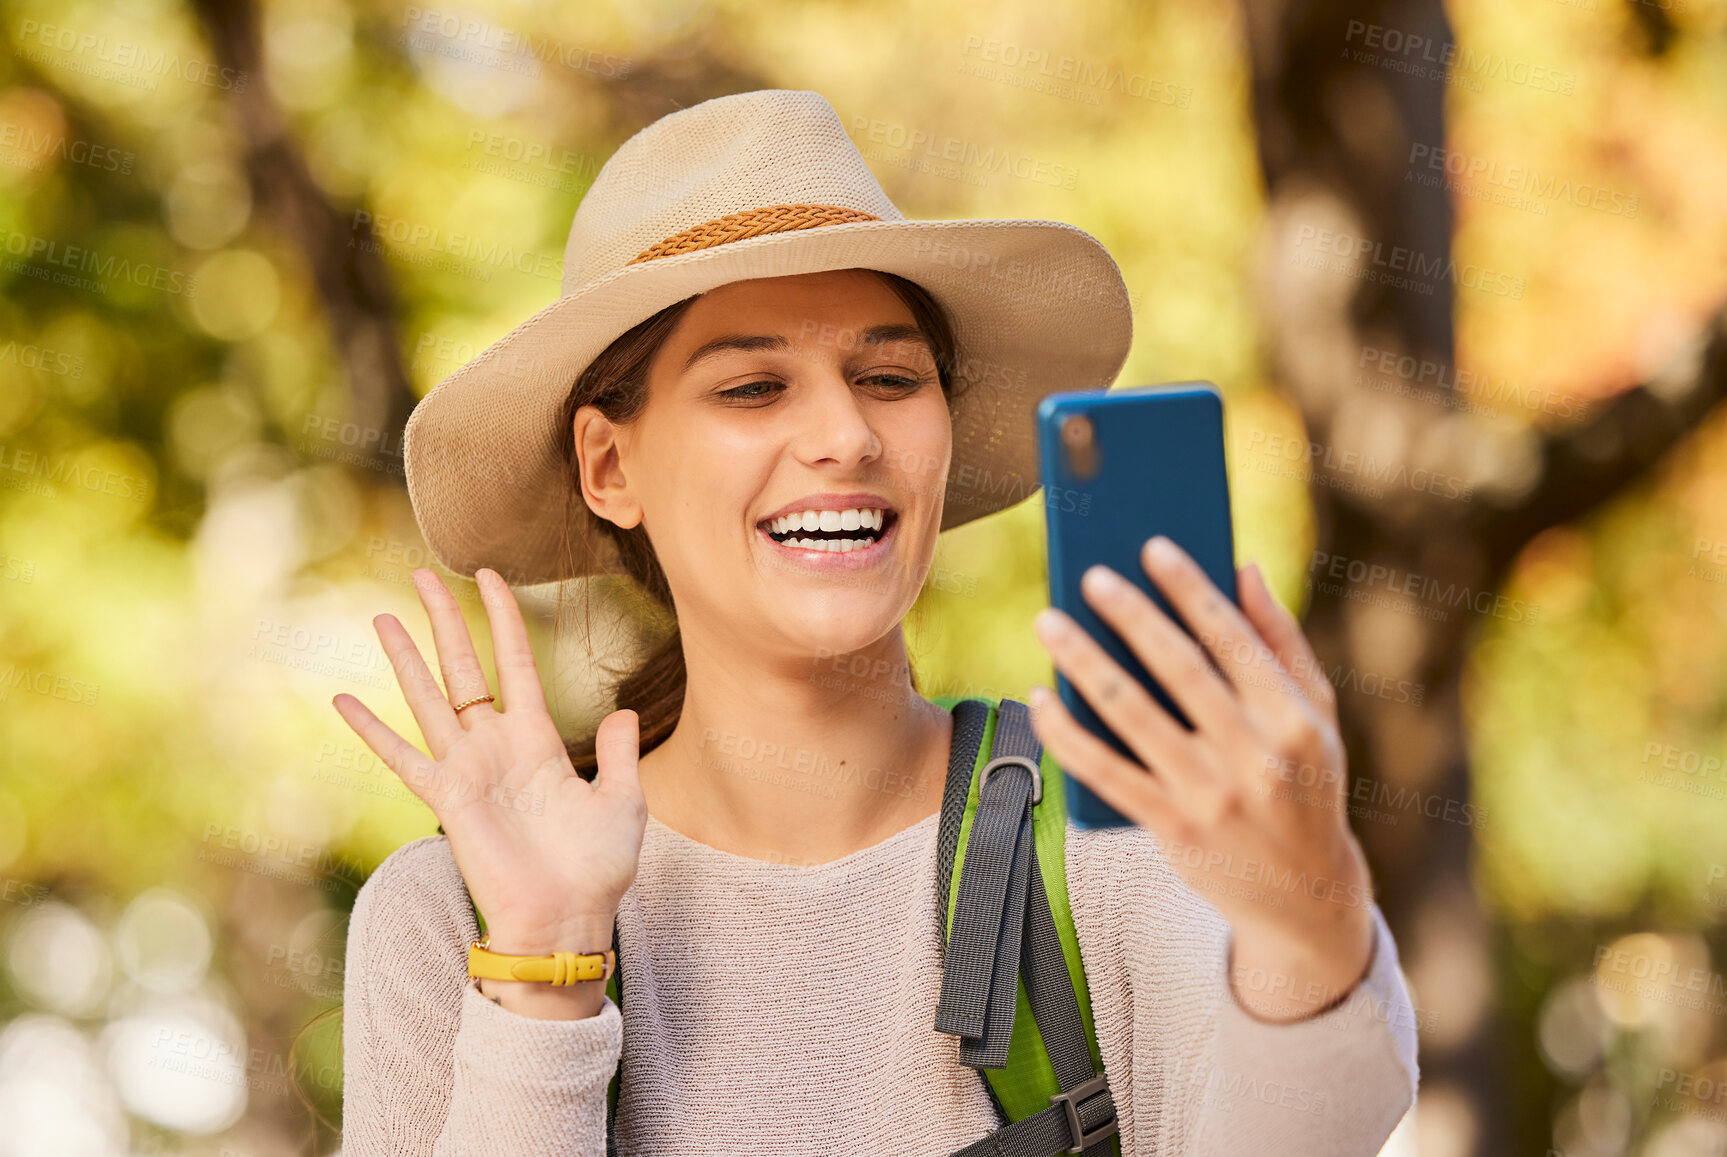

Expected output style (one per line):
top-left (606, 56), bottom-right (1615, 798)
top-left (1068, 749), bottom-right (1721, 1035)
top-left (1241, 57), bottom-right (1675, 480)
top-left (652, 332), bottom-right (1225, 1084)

top-left (452, 694), bottom-right (496, 713)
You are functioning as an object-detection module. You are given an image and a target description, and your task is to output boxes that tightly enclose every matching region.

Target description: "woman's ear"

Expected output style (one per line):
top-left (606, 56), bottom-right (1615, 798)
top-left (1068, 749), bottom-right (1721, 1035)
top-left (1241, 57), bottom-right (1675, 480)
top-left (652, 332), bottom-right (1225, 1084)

top-left (573, 405), bottom-right (643, 530)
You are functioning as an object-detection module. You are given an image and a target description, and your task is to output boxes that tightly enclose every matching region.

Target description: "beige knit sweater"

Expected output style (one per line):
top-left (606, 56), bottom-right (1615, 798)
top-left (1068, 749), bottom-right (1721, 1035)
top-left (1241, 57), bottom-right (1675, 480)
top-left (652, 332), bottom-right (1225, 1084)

top-left (341, 810), bottom-right (1419, 1155)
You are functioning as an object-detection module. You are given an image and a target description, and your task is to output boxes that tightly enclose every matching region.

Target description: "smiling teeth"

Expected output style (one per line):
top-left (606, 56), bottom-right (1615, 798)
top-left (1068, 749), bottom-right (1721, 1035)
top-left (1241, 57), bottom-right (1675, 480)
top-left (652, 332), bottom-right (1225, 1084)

top-left (767, 507), bottom-right (885, 535)
top-left (784, 537), bottom-right (874, 552)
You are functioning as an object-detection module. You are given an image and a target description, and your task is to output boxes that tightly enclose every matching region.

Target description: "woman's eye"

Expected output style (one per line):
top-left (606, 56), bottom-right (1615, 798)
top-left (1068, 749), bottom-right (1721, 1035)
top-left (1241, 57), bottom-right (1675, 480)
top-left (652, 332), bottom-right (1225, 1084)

top-left (864, 373), bottom-right (927, 391)
top-left (718, 380), bottom-right (783, 401)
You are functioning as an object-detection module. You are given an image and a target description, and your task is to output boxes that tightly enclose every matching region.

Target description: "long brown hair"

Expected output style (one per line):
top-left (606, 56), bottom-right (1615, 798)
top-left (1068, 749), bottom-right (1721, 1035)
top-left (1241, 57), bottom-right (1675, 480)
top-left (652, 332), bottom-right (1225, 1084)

top-left (553, 269), bottom-right (965, 778)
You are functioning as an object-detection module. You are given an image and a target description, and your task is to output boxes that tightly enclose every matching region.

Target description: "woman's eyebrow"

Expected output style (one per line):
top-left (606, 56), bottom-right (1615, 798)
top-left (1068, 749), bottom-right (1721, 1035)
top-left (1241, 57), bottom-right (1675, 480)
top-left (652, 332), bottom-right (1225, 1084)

top-left (843, 324), bottom-right (934, 358)
top-left (682, 333), bottom-right (789, 372)
top-left (681, 325), bottom-right (932, 372)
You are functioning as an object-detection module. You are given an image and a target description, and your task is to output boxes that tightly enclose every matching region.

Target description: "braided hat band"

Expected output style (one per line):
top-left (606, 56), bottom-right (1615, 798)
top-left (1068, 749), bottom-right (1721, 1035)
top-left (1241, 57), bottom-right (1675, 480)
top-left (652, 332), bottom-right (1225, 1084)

top-left (629, 204), bottom-right (882, 265)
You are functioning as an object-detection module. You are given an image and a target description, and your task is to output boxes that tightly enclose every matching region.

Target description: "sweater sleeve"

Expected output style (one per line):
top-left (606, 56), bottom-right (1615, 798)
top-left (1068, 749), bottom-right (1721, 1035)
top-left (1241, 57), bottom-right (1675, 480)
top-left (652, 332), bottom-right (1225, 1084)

top-left (341, 835), bottom-right (623, 1155)
top-left (1064, 823), bottom-right (1419, 1156)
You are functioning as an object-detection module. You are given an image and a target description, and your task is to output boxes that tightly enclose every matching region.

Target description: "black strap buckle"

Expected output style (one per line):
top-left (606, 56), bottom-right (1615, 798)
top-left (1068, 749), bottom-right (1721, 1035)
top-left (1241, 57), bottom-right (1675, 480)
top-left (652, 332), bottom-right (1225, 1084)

top-left (1050, 1072), bottom-right (1118, 1154)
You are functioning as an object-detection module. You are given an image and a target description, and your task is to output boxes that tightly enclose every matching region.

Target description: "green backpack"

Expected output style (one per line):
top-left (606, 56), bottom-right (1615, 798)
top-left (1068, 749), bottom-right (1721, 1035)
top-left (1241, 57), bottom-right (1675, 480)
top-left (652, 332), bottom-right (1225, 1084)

top-left (456, 695), bottom-right (1121, 1156)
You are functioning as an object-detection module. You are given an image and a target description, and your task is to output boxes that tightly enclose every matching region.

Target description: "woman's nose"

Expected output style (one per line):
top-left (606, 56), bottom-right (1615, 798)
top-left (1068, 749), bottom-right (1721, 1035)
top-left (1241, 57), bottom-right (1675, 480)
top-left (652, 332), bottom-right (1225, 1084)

top-left (791, 375), bottom-right (882, 464)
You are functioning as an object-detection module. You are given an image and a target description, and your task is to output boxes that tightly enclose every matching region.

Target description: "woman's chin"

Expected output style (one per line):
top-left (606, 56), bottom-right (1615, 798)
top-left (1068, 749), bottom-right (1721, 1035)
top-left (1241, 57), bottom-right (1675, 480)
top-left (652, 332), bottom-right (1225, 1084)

top-left (758, 601), bottom-right (917, 684)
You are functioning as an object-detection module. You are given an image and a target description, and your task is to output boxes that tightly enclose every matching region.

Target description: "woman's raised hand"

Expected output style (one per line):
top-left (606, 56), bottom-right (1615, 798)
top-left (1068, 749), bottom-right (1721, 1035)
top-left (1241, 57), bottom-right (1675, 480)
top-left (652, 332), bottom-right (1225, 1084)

top-left (332, 567), bottom-right (647, 968)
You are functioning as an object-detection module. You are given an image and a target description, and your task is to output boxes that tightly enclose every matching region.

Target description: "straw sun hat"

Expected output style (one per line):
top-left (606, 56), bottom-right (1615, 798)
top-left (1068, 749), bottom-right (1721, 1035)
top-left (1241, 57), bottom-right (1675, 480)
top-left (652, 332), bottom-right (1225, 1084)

top-left (401, 88), bottom-right (1134, 587)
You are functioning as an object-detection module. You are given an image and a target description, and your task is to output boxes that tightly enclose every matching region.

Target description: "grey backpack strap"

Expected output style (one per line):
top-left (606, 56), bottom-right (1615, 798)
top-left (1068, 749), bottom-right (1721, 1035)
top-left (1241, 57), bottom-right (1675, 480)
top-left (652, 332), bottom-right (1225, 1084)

top-left (936, 698), bottom-right (1043, 1068)
top-left (936, 697), bottom-right (991, 931)
top-left (938, 698), bottom-right (1121, 1157)
top-left (989, 855), bottom-right (1120, 1155)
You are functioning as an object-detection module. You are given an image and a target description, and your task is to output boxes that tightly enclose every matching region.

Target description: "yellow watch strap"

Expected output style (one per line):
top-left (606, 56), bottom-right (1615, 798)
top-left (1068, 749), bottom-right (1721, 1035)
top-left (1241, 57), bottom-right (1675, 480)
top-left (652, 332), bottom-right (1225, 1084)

top-left (467, 935), bottom-right (616, 986)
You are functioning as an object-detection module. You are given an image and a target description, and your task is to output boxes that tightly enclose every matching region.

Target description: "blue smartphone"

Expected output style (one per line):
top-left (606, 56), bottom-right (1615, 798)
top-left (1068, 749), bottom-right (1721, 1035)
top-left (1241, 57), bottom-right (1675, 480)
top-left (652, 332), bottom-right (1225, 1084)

top-left (1036, 382), bottom-right (1239, 829)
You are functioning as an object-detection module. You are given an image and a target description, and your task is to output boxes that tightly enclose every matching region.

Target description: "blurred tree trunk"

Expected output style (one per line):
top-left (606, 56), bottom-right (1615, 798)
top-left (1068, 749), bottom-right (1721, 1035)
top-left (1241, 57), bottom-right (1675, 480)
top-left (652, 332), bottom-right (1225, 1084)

top-left (189, 0), bottom-right (415, 476)
top-left (1240, 1), bottom-right (1727, 1153)
top-left (184, 0), bottom-right (768, 481)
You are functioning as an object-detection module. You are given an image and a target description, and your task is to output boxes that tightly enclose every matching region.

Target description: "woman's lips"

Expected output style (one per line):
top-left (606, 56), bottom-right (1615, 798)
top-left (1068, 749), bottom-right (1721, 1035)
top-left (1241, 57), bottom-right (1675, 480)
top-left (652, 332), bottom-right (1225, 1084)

top-left (756, 512), bottom-right (899, 571)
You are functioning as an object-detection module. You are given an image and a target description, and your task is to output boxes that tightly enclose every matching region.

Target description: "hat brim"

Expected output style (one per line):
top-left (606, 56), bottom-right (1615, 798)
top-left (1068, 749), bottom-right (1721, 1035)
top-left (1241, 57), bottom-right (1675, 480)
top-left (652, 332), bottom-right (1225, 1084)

top-left (402, 217), bottom-right (1133, 585)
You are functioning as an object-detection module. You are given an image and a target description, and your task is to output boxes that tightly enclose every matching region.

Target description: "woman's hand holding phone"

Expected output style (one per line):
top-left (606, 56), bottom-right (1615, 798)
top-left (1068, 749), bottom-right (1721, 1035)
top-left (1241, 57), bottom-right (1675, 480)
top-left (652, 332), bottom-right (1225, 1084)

top-left (331, 566), bottom-right (648, 1020)
top-left (1028, 537), bottom-right (1375, 1025)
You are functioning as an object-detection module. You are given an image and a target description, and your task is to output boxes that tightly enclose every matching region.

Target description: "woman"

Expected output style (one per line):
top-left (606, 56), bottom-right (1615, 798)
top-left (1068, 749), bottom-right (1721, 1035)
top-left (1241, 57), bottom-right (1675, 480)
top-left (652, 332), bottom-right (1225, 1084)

top-left (334, 89), bottom-right (1419, 1154)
